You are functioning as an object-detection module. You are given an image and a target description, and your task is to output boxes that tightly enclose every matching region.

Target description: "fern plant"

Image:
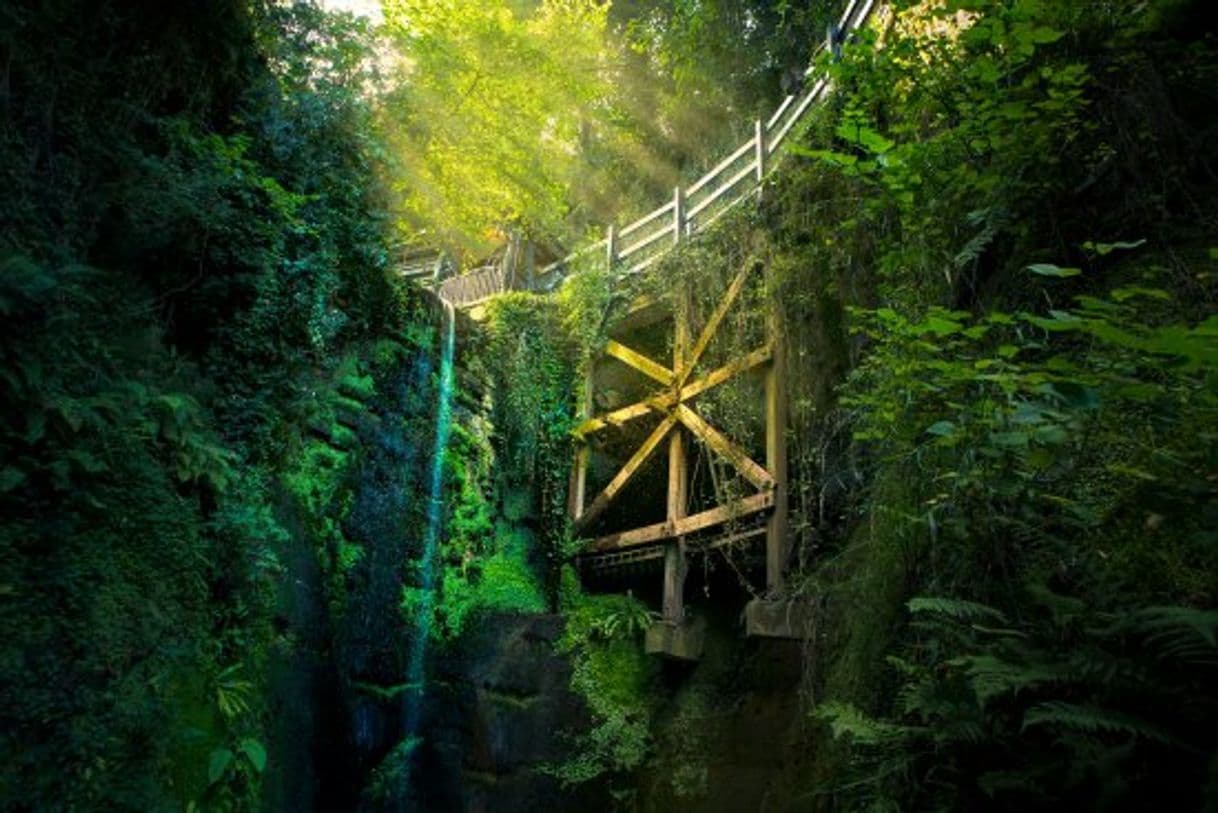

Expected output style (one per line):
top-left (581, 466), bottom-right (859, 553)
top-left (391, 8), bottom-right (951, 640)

top-left (818, 589), bottom-right (1218, 811)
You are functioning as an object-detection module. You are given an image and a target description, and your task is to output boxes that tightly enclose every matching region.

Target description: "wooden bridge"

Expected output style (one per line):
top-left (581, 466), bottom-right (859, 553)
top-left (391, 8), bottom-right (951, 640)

top-left (416, 0), bottom-right (883, 657)
top-left (569, 257), bottom-right (792, 656)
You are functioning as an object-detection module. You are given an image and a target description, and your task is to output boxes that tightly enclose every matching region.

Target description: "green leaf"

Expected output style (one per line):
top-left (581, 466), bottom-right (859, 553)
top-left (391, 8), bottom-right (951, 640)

top-left (788, 146), bottom-right (858, 168)
top-left (923, 315), bottom-right (962, 336)
top-left (1083, 238), bottom-right (1146, 256)
top-left (1026, 313), bottom-right (1085, 332)
top-left (1027, 263), bottom-right (1081, 278)
top-left (926, 420), bottom-right (956, 437)
top-left (1041, 381), bottom-right (1099, 410)
top-left (1027, 26), bottom-right (1064, 44)
top-left (239, 739), bottom-right (267, 773)
top-left (988, 431), bottom-right (1029, 448)
top-left (835, 122), bottom-right (894, 154)
top-left (1110, 285), bottom-right (1169, 302)
top-left (208, 748), bottom-right (234, 784)
top-left (1034, 425), bottom-right (1068, 445)
top-left (50, 460), bottom-right (71, 490)
top-left (1106, 463), bottom-right (1157, 482)
top-left (815, 701), bottom-right (910, 746)
top-left (962, 325), bottom-right (989, 339)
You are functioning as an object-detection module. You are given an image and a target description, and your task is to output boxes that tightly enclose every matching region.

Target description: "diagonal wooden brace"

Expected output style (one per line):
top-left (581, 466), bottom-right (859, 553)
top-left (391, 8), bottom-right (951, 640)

top-left (575, 413), bottom-right (678, 530)
top-left (675, 404), bottom-right (774, 491)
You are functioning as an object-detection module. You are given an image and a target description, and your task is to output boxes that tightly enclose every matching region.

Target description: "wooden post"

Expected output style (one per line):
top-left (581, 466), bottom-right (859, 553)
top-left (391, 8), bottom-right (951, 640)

top-left (673, 186), bottom-right (685, 244)
top-left (663, 287), bottom-right (691, 623)
top-left (568, 366), bottom-right (594, 522)
top-left (606, 224), bottom-right (616, 272)
top-left (764, 265), bottom-right (789, 594)
top-left (662, 434), bottom-right (687, 623)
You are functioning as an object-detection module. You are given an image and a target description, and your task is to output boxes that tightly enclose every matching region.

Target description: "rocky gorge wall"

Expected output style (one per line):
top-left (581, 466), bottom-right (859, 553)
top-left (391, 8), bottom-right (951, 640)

top-left (413, 614), bottom-right (606, 812)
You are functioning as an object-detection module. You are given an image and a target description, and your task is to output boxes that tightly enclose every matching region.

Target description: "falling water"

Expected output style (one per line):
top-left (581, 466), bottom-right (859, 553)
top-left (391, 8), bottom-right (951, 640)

top-left (400, 299), bottom-right (456, 797)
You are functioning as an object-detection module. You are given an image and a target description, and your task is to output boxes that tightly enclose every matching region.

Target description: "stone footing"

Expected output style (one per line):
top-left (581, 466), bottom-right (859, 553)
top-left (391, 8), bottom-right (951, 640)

top-left (644, 616), bottom-right (706, 661)
top-left (744, 598), bottom-right (813, 639)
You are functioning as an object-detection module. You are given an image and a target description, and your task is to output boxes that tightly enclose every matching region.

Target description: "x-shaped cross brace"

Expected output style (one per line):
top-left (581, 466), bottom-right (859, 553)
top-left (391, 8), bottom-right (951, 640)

top-left (571, 261), bottom-right (774, 532)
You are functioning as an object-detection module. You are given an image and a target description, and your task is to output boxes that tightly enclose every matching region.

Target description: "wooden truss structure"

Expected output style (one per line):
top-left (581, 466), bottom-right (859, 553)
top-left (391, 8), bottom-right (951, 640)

top-left (570, 261), bottom-right (788, 624)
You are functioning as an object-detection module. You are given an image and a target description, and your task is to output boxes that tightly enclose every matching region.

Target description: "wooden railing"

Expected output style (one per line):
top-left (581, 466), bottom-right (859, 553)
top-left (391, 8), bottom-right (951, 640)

top-left (437, 0), bottom-right (880, 308)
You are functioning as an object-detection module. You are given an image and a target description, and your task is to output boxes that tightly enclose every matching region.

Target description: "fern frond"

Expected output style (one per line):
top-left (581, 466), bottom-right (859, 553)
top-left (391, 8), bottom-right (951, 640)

top-left (953, 221), bottom-right (997, 271)
top-left (1025, 582), bottom-right (1087, 627)
top-left (908, 596), bottom-right (1007, 624)
top-left (1022, 702), bottom-right (1177, 745)
top-left (959, 654), bottom-right (1066, 704)
top-left (816, 702), bottom-right (914, 747)
top-left (935, 715), bottom-right (988, 746)
top-left (1133, 606), bottom-right (1218, 666)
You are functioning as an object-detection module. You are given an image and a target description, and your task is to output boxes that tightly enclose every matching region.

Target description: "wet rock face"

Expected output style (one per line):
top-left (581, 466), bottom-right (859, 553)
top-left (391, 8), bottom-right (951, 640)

top-left (636, 600), bottom-right (814, 813)
top-left (414, 613), bottom-right (607, 813)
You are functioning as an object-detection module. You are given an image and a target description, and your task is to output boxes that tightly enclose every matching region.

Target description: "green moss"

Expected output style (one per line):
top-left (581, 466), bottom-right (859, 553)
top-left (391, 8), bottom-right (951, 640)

top-left (550, 568), bottom-right (659, 786)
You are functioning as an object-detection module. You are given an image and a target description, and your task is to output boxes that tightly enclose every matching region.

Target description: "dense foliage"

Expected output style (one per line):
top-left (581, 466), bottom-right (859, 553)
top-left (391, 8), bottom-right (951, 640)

top-left (540, 0), bottom-right (1218, 806)
top-left (748, 0), bottom-right (1218, 808)
top-left (378, 0), bottom-right (836, 259)
top-left (0, 1), bottom-right (426, 808)
top-left (4, 0), bottom-right (1216, 809)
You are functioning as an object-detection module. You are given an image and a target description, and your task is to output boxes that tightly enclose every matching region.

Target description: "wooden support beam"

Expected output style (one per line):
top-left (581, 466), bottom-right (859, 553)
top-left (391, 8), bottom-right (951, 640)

top-left (574, 400), bottom-right (655, 438)
top-left (681, 342), bottom-right (773, 402)
top-left (676, 261), bottom-right (757, 387)
top-left (675, 404), bottom-right (774, 491)
top-left (572, 343), bottom-right (772, 439)
top-left (603, 339), bottom-right (674, 386)
top-left (662, 436), bottom-right (687, 621)
top-left (576, 525), bottom-right (767, 571)
top-left (576, 413), bottom-right (678, 530)
top-left (588, 492), bottom-right (774, 552)
top-left (568, 368), bottom-right (594, 521)
top-left (664, 289), bottom-right (691, 623)
top-left (765, 267), bottom-right (790, 593)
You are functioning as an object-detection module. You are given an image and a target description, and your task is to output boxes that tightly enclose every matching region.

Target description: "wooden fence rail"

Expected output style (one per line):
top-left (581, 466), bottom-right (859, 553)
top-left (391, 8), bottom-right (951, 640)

top-left (429, 0), bottom-right (880, 308)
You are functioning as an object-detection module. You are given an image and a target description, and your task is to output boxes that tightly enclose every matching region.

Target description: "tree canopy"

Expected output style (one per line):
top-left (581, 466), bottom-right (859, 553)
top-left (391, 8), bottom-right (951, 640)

top-left (378, 0), bottom-right (832, 260)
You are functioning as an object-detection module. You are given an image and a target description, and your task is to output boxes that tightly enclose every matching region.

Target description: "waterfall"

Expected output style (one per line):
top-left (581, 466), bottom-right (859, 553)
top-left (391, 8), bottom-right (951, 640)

top-left (400, 299), bottom-right (456, 794)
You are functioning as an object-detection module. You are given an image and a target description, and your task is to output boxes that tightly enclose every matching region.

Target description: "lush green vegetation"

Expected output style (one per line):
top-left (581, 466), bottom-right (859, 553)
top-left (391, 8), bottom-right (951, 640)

top-left (524, 0), bottom-right (1218, 805)
top-left (755, 0), bottom-right (1218, 808)
top-left (377, 0), bottom-right (837, 258)
top-left (3, 0), bottom-right (1216, 810)
top-left (0, 1), bottom-right (426, 807)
